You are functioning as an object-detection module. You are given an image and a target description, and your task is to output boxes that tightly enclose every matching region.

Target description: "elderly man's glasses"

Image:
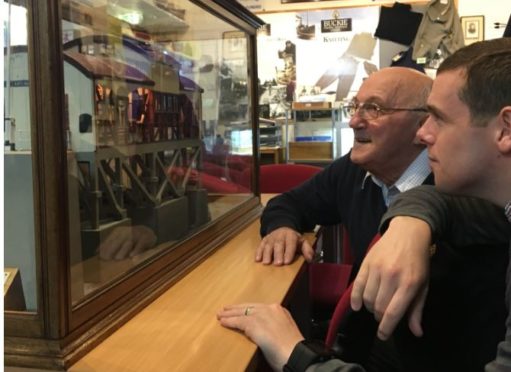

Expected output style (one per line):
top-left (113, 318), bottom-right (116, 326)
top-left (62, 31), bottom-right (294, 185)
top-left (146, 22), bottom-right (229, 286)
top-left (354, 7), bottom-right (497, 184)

top-left (343, 101), bottom-right (428, 120)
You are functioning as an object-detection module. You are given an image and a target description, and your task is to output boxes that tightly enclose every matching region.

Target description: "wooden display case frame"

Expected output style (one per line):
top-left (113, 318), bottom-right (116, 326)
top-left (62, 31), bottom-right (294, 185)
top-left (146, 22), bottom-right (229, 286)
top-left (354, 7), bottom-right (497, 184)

top-left (4, 0), bottom-right (264, 369)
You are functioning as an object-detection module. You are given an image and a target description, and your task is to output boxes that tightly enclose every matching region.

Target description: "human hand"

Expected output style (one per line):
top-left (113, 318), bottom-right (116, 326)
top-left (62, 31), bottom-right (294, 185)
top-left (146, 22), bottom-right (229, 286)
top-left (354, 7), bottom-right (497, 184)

top-left (351, 216), bottom-right (432, 340)
top-left (98, 225), bottom-right (157, 260)
top-left (217, 303), bottom-right (304, 371)
top-left (256, 227), bottom-right (314, 265)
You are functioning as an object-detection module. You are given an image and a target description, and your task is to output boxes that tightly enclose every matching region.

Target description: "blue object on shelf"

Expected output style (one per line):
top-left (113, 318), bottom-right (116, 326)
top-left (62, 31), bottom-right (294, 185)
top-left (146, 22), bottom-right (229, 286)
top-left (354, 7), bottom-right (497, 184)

top-left (295, 136), bottom-right (332, 142)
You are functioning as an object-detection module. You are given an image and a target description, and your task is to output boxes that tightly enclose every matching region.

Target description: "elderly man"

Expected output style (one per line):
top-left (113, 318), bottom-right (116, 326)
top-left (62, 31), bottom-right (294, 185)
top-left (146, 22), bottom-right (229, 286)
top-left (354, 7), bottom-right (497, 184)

top-left (258, 67), bottom-right (432, 269)
top-left (220, 66), bottom-right (434, 372)
top-left (351, 38), bottom-right (511, 371)
top-left (258, 67), bottom-right (434, 369)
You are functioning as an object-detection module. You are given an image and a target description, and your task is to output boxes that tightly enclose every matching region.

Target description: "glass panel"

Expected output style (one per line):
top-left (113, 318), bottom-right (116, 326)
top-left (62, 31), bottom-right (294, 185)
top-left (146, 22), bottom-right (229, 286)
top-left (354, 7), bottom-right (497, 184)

top-left (61, 0), bottom-right (255, 304)
top-left (3, 0), bottom-right (38, 312)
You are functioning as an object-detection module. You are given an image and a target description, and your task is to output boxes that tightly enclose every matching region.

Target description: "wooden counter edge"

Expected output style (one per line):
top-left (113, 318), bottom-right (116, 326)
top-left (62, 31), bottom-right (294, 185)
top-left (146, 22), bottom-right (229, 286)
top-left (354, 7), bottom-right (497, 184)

top-left (69, 194), bottom-right (309, 372)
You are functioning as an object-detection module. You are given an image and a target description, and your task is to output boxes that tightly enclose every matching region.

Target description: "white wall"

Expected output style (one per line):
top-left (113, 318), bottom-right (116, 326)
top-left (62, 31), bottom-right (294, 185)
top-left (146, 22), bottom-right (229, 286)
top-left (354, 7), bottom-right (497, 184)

top-left (239, 0), bottom-right (425, 13)
top-left (241, 0), bottom-right (510, 42)
top-left (458, 0), bottom-right (511, 40)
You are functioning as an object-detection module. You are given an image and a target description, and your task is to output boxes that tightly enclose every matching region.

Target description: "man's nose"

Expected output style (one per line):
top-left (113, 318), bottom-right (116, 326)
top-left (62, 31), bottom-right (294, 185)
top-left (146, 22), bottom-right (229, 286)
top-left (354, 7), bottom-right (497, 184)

top-left (417, 118), bottom-right (435, 145)
top-left (349, 114), bottom-right (365, 129)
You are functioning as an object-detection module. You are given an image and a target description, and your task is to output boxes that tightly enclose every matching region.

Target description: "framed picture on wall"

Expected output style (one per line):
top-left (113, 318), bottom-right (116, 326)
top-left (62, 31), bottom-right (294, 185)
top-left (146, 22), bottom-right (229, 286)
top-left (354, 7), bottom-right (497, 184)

top-left (461, 15), bottom-right (485, 45)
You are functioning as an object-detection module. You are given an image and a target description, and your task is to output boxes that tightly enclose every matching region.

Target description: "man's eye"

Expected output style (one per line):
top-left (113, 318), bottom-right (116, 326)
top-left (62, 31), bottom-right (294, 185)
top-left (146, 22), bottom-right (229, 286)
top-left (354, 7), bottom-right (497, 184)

top-left (430, 114), bottom-right (442, 125)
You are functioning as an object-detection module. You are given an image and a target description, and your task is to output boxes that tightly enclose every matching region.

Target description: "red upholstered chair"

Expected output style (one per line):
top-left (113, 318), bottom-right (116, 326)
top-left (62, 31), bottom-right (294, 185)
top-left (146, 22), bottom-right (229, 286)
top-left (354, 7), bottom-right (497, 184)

top-left (309, 261), bottom-right (353, 312)
top-left (199, 172), bottom-right (251, 193)
top-left (258, 163), bottom-right (354, 338)
top-left (259, 164), bottom-right (322, 193)
top-left (309, 225), bottom-right (354, 311)
top-left (325, 233), bottom-right (381, 347)
top-left (259, 164), bottom-right (378, 346)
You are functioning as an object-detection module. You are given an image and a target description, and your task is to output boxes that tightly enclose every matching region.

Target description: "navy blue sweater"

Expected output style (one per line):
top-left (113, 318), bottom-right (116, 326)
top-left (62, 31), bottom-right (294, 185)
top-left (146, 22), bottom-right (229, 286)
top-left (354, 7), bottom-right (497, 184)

top-left (261, 153), bottom-right (433, 267)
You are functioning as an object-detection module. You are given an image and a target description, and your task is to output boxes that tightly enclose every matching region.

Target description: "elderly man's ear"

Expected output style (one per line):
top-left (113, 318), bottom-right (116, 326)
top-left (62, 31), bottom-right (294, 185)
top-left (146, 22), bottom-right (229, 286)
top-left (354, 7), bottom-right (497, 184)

top-left (497, 107), bottom-right (511, 154)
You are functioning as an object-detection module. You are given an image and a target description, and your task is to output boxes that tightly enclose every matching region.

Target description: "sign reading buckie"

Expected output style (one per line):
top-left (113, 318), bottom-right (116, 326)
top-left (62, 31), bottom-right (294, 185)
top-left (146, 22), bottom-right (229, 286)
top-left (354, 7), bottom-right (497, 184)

top-left (321, 10), bottom-right (352, 33)
top-left (321, 17), bottom-right (352, 33)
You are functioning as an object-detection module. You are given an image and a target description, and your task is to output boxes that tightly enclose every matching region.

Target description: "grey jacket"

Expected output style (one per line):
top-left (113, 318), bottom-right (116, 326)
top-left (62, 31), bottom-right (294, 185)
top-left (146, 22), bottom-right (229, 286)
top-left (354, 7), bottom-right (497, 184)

top-left (412, 0), bottom-right (465, 63)
top-left (381, 185), bottom-right (511, 372)
top-left (289, 185), bottom-right (510, 372)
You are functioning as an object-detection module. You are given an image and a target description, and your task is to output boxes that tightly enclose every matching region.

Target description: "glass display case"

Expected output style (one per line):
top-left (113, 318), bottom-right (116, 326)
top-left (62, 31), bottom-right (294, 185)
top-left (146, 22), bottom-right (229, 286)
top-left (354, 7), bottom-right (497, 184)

top-left (285, 101), bottom-right (340, 163)
top-left (3, 0), bottom-right (263, 368)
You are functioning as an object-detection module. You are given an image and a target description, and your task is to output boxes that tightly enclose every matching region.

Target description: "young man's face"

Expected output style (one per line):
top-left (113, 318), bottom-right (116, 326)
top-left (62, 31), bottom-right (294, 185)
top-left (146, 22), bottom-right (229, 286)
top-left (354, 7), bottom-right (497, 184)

top-left (417, 69), bottom-right (497, 196)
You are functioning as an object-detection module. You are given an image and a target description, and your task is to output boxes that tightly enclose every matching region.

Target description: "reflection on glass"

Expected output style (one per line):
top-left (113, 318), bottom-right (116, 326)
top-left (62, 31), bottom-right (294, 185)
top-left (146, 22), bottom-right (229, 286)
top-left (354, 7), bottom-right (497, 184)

top-left (3, 0), bottom-right (37, 312)
top-left (62, 0), bottom-right (254, 304)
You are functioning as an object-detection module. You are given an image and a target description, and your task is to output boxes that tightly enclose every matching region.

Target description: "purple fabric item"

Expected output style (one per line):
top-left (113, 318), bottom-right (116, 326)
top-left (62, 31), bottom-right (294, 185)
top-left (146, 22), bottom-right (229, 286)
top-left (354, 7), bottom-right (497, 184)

top-left (64, 51), bottom-right (154, 85)
top-left (179, 75), bottom-right (202, 92)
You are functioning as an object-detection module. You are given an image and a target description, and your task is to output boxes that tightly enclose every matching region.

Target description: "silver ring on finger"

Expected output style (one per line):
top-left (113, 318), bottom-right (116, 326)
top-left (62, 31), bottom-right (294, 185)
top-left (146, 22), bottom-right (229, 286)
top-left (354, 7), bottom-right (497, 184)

top-left (244, 306), bottom-right (254, 316)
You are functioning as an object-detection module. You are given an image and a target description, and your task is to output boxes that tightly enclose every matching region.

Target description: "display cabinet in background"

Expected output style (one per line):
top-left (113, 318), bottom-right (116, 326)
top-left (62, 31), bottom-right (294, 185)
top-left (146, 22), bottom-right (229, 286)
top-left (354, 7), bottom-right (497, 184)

top-left (3, 0), bottom-right (263, 369)
top-left (285, 101), bottom-right (340, 163)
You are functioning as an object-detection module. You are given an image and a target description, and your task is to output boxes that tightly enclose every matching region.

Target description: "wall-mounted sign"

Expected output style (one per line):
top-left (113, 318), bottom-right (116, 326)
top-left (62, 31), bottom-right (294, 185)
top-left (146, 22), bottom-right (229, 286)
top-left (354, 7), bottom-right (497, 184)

top-left (321, 18), bottom-right (352, 33)
top-left (257, 7), bottom-right (379, 119)
top-left (236, 0), bottom-right (263, 11)
top-left (282, 0), bottom-right (336, 3)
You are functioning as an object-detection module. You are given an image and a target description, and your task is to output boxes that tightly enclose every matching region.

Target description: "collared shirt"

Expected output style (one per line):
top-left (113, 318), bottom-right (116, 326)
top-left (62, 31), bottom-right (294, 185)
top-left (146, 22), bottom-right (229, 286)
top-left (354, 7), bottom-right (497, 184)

top-left (363, 149), bottom-right (431, 207)
top-left (505, 200), bottom-right (511, 223)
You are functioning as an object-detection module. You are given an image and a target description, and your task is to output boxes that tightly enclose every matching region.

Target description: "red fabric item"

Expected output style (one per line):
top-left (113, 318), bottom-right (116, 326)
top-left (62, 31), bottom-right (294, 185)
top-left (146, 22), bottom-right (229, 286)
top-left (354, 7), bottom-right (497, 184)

top-left (341, 225), bottom-right (354, 265)
top-left (325, 233), bottom-right (382, 347)
top-left (199, 172), bottom-right (250, 193)
top-left (309, 263), bottom-right (352, 308)
top-left (259, 164), bottom-right (322, 193)
top-left (309, 225), bottom-right (352, 314)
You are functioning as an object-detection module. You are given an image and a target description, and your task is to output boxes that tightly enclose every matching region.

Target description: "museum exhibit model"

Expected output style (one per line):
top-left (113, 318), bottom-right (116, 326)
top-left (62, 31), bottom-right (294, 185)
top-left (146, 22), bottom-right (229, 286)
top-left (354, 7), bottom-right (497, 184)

top-left (3, 0), bottom-right (263, 368)
top-left (62, 34), bottom-right (209, 258)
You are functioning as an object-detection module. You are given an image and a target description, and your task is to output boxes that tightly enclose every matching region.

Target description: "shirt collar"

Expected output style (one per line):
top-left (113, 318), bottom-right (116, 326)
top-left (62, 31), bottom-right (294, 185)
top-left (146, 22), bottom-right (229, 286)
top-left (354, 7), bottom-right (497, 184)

top-left (505, 200), bottom-right (511, 224)
top-left (362, 149), bottom-right (431, 206)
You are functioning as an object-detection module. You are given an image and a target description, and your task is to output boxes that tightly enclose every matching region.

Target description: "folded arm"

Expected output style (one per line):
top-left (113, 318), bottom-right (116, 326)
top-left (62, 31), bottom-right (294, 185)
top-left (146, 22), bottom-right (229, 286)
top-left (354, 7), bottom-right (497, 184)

top-left (351, 185), bottom-right (510, 339)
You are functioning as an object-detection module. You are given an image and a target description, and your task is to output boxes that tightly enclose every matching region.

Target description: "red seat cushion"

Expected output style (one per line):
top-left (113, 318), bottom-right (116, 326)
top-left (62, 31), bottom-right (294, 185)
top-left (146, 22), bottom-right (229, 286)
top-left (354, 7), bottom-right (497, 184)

top-left (259, 164), bottom-right (322, 193)
top-left (325, 233), bottom-right (382, 347)
top-left (309, 263), bottom-right (352, 308)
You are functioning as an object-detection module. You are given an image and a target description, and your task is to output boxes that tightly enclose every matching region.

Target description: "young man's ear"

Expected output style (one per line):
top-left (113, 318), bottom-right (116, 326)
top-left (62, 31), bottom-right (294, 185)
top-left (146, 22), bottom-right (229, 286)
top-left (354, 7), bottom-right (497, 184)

top-left (497, 106), bottom-right (511, 153)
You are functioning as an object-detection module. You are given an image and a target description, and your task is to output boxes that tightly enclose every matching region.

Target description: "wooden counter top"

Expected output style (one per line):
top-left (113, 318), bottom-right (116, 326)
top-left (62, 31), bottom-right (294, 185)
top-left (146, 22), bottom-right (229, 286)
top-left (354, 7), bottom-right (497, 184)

top-left (70, 195), bottom-right (307, 372)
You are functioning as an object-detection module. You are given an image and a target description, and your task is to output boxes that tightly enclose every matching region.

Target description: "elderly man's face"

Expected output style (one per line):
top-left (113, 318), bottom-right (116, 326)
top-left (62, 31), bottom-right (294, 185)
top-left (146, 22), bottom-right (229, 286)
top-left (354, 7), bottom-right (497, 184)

top-left (417, 69), bottom-right (496, 195)
top-left (348, 70), bottom-right (424, 178)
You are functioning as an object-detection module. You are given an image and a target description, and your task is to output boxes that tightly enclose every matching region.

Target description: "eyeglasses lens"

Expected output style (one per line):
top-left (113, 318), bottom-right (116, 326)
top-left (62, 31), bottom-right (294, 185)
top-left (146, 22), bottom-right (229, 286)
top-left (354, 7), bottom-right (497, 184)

top-left (345, 102), bottom-right (379, 120)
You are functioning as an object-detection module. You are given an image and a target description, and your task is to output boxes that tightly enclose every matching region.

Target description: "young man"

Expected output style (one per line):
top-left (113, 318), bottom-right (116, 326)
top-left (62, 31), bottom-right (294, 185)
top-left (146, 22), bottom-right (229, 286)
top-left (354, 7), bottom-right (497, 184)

top-left (351, 38), bottom-right (511, 371)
